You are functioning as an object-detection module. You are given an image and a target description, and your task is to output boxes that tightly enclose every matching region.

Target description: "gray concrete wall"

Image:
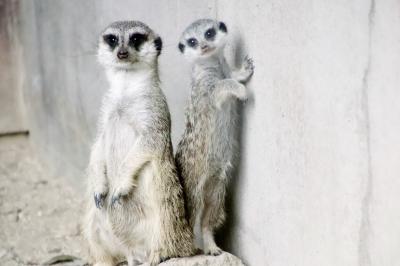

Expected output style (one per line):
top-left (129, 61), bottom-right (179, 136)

top-left (16, 0), bottom-right (400, 265)
top-left (0, 0), bottom-right (26, 134)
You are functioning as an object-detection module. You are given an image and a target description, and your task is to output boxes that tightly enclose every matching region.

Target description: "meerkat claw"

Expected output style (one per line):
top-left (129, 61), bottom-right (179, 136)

top-left (205, 247), bottom-right (223, 256)
top-left (111, 194), bottom-right (122, 207)
top-left (244, 56), bottom-right (255, 72)
top-left (94, 193), bottom-right (106, 209)
top-left (160, 256), bottom-right (170, 263)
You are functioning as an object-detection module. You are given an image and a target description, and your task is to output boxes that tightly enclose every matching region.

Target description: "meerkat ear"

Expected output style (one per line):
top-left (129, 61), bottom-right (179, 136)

top-left (178, 42), bottom-right (185, 53)
top-left (154, 36), bottom-right (162, 56)
top-left (219, 22), bottom-right (227, 33)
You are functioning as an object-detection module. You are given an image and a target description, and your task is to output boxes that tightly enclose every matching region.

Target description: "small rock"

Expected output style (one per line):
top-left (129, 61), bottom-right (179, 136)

top-left (160, 252), bottom-right (245, 266)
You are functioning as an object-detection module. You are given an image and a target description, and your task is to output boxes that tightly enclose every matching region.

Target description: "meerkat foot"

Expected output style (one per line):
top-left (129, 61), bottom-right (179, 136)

top-left (147, 251), bottom-right (162, 266)
top-left (204, 245), bottom-right (222, 256)
top-left (126, 255), bottom-right (142, 266)
top-left (202, 225), bottom-right (222, 256)
top-left (160, 256), bottom-right (170, 263)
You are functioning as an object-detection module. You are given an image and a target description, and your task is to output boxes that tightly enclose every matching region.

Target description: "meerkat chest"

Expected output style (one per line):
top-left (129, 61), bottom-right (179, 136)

top-left (103, 74), bottom-right (154, 125)
top-left (100, 75), bottom-right (154, 165)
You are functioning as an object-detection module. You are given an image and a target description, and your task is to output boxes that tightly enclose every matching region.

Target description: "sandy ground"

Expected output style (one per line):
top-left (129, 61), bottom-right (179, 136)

top-left (0, 135), bottom-right (85, 265)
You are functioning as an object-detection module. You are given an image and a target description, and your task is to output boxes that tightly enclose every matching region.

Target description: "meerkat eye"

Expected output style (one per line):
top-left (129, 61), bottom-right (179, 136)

top-left (103, 34), bottom-right (118, 48)
top-left (204, 28), bottom-right (216, 40)
top-left (129, 33), bottom-right (148, 50)
top-left (187, 38), bottom-right (198, 48)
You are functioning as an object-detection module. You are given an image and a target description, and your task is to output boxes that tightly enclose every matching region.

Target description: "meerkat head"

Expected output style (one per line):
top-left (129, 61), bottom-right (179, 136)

top-left (178, 19), bottom-right (228, 62)
top-left (97, 21), bottom-right (162, 70)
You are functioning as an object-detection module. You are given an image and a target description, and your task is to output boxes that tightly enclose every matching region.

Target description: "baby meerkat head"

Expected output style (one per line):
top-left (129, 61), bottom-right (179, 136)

top-left (98, 20), bottom-right (162, 70)
top-left (178, 19), bottom-right (228, 62)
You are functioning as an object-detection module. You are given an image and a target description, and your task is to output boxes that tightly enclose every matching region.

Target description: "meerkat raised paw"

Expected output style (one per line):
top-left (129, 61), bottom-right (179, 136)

top-left (83, 20), bottom-right (195, 266)
top-left (232, 55), bottom-right (255, 83)
top-left (175, 19), bottom-right (254, 255)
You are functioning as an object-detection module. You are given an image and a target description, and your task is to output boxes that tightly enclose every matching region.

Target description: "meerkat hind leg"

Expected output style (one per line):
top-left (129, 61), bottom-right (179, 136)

top-left (201, 201), bottom-right (223, 256)
top-left (201, 176), bottom-right (227, 256)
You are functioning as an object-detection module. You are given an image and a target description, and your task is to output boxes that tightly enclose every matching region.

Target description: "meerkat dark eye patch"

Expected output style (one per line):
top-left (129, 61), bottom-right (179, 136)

top-left (187, 38), bottom-right (198, 48)
top-left (103, 34), bottom-right (118, 49)
top-left (219, 22), bottom-right (227, 33)
top-left (154, 37), bottom-right (162, 56)
top-left (129, 33), bottom-right (148, 50)
top-left (204, 28), bottom-right (216, 40)
top-left (178, 43), bottom-right (185, 53)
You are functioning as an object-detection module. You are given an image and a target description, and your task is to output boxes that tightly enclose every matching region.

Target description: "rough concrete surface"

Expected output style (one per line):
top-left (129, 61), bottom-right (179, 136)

top-left (0, 0), bottom-right (26, 134)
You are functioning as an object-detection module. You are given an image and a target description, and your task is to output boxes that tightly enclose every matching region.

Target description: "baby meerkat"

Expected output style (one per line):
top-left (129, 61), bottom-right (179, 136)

top-left (175, 19), bottom-right (254, 255)
top-left (83, 21), bottom-right (194, 266)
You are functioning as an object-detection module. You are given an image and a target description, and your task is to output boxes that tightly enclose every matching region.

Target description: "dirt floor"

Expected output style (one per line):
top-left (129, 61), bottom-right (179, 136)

top-left (0, 135), bottom-right (85, 265)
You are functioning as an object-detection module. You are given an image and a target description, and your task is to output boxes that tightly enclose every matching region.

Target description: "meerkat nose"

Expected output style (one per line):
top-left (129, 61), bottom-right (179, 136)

top-left (117, 49), bottom-right (129, 59)
top-left (200, 43), bottom-right (208, 50)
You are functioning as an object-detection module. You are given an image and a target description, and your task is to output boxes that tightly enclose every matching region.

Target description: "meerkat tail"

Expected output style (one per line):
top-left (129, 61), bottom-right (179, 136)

top-left (152, 157), bottom-right (195, 258)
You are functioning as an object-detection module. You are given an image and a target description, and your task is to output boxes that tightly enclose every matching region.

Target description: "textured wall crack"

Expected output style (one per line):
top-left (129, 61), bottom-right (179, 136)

top-left (358, 0), bottom-right (375, 265)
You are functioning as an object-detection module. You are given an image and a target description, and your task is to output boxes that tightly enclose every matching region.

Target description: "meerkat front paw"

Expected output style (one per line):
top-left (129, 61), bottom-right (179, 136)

top-left (94, 192), bottom-right (107, 209)
top-left (110, 184), bottom-right (132, 208)
top-left (241, 56), bottom-right (255, 81)
top-left (110, 191), bottom-right (126, 208)
top-left (93, 183), bottom-right (108, 209)
top-left (233, 56), bottom-right (255, 84)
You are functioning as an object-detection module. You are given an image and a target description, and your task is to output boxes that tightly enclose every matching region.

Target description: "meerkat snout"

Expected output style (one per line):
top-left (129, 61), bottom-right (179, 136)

top-left (117, 48), bottom-right (129, 59)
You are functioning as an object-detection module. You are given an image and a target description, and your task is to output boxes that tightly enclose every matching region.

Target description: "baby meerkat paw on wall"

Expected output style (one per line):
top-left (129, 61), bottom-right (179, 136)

top-left (233, 55), bottom-right (255, 84)
top-left (243, 55), bottom-right (255, 76)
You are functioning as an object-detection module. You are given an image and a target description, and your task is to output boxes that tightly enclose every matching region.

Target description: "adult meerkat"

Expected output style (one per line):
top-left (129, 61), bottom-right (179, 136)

top-left (175, 19), bottom-right (254, 255)
top-left (83, 21), bottom-right (194, 266)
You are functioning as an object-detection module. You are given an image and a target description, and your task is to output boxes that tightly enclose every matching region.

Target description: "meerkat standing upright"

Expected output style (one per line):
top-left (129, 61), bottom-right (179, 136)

top-left (175, 19), bottom-right (254, 255)
top-left (83, 21), bottom-right (194, 266)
